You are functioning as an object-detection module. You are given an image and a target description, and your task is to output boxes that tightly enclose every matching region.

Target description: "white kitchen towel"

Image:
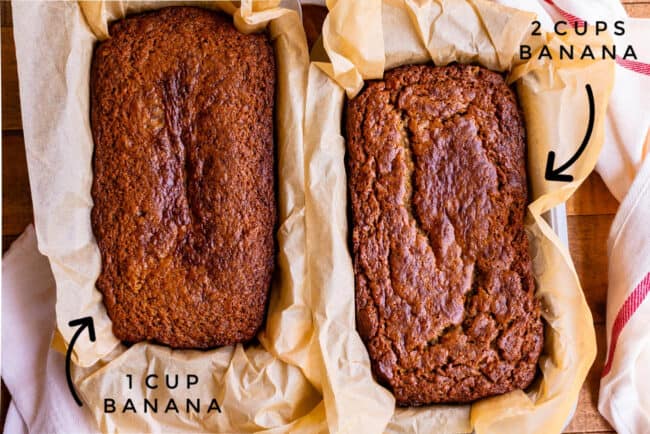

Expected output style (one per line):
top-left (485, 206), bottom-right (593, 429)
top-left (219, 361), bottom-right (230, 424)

top-left (2, 225), bottom-right (97, 434)
top-left (521, 2), bottom-right (650, 433)
top-left (597, 156), bottom-right (650, 434)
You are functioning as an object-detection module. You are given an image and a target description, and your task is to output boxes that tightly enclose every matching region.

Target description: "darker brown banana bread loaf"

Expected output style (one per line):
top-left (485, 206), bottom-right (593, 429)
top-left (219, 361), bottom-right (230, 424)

top-left (346, 64), bottom-right (543, 405)
top-left (90, 7), bottom-right (276, 349)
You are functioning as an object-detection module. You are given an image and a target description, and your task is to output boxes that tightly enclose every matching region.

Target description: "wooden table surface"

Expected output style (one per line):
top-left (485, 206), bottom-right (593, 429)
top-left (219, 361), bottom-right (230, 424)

top-left (2, 3), bottom-right (649, 433)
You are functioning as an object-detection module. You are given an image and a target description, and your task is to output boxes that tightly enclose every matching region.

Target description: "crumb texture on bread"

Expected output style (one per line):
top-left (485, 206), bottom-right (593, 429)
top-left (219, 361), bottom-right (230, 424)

top-left (346, 64), bottom-right (543, 405)
top-left (90, 7), bottom-right (276, 349)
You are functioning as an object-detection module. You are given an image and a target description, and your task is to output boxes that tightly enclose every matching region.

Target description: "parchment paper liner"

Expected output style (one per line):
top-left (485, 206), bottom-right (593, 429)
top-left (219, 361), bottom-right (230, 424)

top-left (13, 0), bottom-right (387, 432)
top-left (303, 0), bottom-right (615, 432)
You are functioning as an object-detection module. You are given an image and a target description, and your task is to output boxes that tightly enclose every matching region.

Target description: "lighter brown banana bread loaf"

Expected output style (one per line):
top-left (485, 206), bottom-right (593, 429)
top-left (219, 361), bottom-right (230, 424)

top-left (90, 7), bottom-right (276, 349)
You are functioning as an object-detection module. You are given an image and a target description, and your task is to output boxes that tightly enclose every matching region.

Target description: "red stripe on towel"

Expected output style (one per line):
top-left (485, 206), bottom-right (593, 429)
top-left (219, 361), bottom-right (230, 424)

top-left (543, 0), bottom-right (650, 76)
top-left (602, 272), bottom-right (650, 377)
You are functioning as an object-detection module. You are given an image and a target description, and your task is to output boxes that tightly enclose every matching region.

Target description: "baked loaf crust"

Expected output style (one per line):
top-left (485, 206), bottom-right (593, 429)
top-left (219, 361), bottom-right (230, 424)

top-left (346, 64), bottom-right (543, 405)
top-left (90, 7), bottom-right (276, 349)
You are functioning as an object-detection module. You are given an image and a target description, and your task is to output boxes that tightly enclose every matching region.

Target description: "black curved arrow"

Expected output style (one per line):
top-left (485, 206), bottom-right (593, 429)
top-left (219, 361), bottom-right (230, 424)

top-left (66, 316), bottom-right (96, 406)
top-left (545, 83), bottom-right (595, 182)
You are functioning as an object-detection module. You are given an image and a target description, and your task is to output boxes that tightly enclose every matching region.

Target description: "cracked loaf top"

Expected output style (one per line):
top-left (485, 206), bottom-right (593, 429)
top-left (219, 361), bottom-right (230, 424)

top-left (90, 7), bottom-right (276, 349)
top-left (346, 64), bottom-right (544, 405)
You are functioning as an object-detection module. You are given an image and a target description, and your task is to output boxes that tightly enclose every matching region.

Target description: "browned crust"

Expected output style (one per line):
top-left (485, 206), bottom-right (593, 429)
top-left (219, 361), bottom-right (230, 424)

top-left (90, 7), bottom-right (276, 349)
top-left (346, 64), bottom-right (543, 405)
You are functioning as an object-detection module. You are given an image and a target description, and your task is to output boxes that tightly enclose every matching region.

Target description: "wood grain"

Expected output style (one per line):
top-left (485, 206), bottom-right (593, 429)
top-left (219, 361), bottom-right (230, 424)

top-left (1, 2), bottom-right (12, 27)
top-left (567, 173), bottom-right (619, 216)
top-left (0, 381), bottom-right (8, 434)
top-left (2, 27), bottom-right (21, 131)
top-left (565, 325), bottom-right (614, 433)
top-left (567, 213), bottom-right (615, 325)
top-left (2, 132), bottom-right (32, 241)
top-left (1, 4), bottom-right (15, 427)
top-left (302, 4), bottom-right (328, 49)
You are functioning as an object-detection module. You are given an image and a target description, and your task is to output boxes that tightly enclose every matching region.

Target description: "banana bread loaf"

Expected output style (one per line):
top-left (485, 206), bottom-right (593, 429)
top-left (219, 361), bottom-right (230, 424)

top-left (346, 64), bottom-right (543, 405)
top-left (90, 7), bottom-right (276, 349)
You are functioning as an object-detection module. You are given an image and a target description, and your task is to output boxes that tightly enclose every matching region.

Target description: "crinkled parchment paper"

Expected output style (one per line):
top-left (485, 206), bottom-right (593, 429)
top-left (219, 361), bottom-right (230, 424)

top-left (12, 0), bottom-right (357, 432)
top-left (303, 0), bottom-right (615, 433)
